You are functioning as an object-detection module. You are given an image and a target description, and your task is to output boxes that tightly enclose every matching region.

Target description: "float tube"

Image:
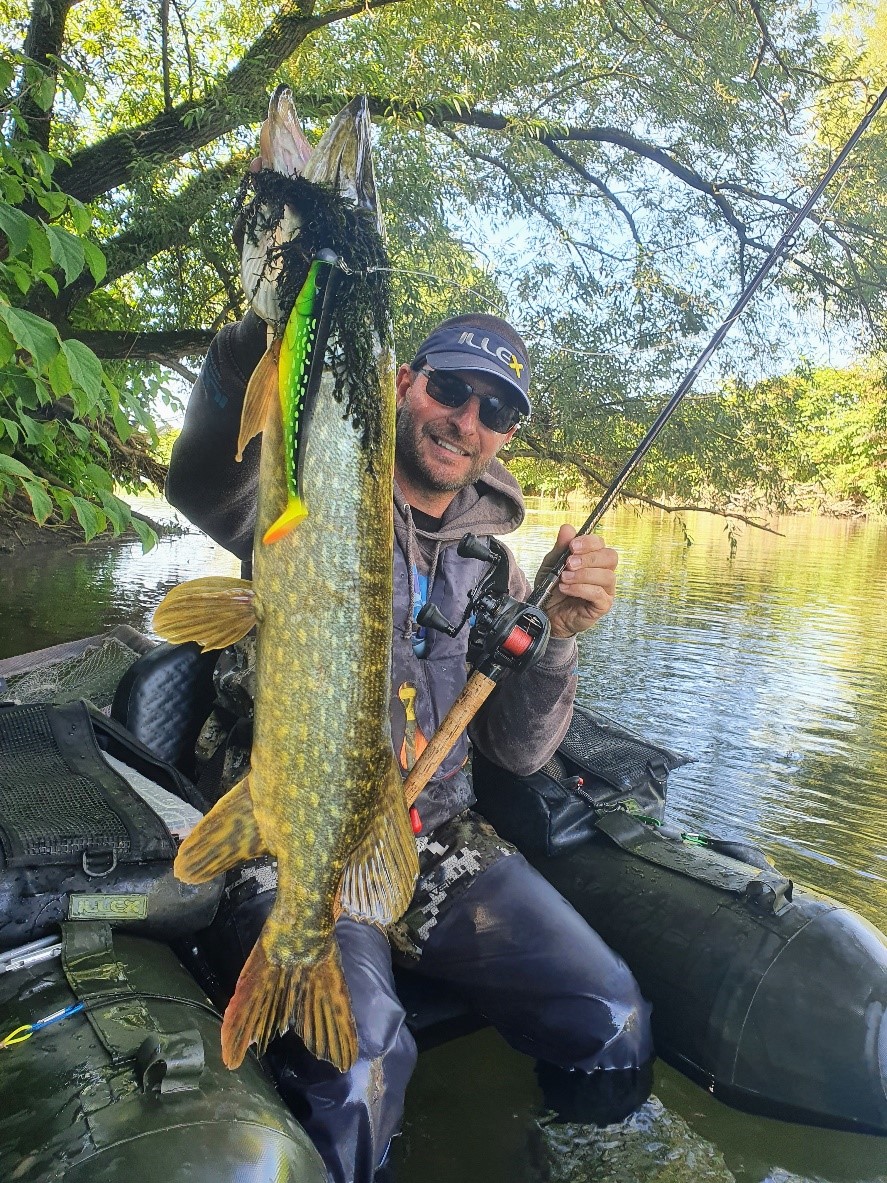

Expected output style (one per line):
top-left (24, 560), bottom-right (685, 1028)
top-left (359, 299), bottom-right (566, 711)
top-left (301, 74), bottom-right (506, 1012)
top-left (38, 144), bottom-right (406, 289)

top-left (0, 927), bottom-right (326, 1183)
top-left (1, 632), bottom-right (886, 1149)
top-left (473, 740), bottom-right (887, 1137)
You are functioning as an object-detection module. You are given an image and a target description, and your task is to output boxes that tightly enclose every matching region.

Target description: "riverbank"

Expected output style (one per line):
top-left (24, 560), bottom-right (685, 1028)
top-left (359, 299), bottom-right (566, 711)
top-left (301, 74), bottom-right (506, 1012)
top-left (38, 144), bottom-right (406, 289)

top-left (2, 492), bottom-right (882, 557)
top-left (0, 501), bottom-right (171, 556)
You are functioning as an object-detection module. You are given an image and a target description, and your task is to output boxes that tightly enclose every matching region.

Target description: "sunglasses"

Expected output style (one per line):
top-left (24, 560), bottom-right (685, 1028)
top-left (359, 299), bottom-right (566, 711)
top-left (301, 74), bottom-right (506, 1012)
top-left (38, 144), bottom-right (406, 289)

top-left (418, 366), bottom-right (523, 434)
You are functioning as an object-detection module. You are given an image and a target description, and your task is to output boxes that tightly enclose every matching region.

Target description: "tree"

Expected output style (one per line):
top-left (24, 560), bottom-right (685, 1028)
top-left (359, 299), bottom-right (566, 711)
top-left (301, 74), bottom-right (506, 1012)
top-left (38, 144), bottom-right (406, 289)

top-left (3, 0), bottom-right (887, 537)
top-left (0, 49), bottom-right (158, 545)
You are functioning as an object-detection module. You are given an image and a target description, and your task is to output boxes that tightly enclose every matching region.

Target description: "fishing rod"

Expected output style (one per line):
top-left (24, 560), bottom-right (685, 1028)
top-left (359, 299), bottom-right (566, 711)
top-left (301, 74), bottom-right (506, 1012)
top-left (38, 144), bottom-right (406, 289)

top-left (403, 82), bottom-right (887, 811)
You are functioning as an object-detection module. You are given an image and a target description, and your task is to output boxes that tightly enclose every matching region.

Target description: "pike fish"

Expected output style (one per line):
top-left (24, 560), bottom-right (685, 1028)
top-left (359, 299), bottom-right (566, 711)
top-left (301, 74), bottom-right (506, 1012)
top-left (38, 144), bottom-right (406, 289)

top-left (153, 90), bottom-right (418, 1071)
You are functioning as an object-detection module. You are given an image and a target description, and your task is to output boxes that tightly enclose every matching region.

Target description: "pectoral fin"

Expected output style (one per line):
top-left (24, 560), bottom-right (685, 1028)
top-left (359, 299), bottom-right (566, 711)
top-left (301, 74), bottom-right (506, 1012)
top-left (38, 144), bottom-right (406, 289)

top-left (340, 759), bottom-right (419, 927)
top-left (174, 775), bottom-right (268, 883)
top-left (236, 340), bottom-right (280, 461)
top-left (153, 576), bottom-right (256, 651)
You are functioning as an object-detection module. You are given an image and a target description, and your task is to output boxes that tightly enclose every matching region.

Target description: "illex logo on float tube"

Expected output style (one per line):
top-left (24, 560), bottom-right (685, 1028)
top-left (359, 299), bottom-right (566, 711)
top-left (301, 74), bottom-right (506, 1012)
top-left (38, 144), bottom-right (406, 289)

top-left (68, 894), bottom-right (149, 920)
top-left (456, 331), bottom-right (525, 378)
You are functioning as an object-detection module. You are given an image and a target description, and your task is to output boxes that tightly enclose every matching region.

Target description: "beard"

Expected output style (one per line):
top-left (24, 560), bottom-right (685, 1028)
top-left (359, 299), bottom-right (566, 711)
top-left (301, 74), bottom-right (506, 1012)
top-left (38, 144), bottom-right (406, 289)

top-left (394, 403), bottom-right (491, 494)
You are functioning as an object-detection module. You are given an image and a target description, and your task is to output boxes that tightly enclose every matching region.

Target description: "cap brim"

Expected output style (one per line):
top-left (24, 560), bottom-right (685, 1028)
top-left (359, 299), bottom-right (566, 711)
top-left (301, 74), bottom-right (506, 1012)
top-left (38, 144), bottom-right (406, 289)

top-left (424, 349), bottom-right (531, 415)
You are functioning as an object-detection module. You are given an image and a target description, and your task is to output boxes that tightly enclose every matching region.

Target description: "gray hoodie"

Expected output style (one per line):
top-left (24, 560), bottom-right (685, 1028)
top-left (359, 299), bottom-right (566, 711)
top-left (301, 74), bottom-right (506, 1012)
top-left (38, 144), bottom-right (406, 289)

top-left (167, 314), bottom-right (579, 831)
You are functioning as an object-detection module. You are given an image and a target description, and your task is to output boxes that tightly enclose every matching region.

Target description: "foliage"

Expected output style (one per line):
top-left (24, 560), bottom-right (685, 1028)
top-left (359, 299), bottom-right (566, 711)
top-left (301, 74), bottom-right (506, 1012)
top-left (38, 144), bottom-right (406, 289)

top-left (0, 51), bottom-right (157, 547)
top-left (4, 0), bottom-right (887, 538)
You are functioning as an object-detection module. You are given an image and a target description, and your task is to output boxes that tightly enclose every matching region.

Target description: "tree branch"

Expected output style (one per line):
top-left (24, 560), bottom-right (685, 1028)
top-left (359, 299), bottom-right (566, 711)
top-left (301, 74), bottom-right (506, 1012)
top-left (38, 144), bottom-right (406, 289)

top-left (540, 138), bottom-right (642, 244)
top-left (511, 436), bottom-right (783, 533)
top-left (17, 0), bottom-right (81, 148)
top-left (51, 0), bottom-right (410, 205)
top-left (65, 328), bottom-right (215, 362)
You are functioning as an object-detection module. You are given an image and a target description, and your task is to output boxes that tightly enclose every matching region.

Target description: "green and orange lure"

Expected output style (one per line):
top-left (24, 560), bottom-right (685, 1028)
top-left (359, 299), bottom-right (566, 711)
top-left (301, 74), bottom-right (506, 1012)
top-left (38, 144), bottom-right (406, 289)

top-left (262, 250), bottom-right (341, 546)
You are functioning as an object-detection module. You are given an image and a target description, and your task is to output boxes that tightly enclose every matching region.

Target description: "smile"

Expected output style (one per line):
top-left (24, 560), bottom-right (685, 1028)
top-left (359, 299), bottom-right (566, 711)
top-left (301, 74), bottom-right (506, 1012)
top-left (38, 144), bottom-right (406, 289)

top-left (430, 434), bottom-right (470, 458)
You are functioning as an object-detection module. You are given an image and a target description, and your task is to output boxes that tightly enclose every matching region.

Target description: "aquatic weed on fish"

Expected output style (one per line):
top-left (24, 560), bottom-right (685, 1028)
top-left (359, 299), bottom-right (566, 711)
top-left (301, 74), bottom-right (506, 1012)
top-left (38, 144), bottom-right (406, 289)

top-left (235, 168), bottom-right (393, 463)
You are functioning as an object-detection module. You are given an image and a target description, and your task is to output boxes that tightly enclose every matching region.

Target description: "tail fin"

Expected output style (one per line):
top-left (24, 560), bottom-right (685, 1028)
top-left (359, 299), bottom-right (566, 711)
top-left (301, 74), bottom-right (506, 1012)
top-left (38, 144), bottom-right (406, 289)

top-left (221, 937), bottom-right (357, 1071)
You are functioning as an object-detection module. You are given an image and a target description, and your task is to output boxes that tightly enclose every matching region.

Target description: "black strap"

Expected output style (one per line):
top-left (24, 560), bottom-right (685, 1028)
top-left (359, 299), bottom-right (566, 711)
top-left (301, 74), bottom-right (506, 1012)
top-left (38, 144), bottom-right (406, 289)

top-left (595, 810), bottom-right (793, 912)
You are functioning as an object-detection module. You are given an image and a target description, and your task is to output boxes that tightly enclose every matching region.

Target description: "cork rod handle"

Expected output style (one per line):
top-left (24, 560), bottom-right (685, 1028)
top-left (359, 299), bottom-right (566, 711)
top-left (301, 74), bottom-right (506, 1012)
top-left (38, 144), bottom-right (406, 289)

top-left (403, 671), bottom-right (498, 808)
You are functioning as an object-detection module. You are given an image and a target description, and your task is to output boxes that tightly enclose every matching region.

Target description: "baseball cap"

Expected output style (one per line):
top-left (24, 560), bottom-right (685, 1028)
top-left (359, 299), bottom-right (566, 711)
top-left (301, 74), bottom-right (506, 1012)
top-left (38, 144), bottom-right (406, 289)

top-left (412, 314), bottom-right (531, 415)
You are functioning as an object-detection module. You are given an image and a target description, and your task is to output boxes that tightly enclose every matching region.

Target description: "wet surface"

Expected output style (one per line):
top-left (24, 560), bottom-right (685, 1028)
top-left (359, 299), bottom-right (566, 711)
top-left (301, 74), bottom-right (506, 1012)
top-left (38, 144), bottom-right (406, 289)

top-left (2, 499), bottom-right (885, 1182)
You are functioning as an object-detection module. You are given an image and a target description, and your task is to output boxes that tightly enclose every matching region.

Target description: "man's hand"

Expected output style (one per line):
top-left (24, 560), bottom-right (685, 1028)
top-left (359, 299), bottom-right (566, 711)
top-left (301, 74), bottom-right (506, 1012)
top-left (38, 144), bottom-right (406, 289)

top-left (535, 525), bottom-right (618, 639)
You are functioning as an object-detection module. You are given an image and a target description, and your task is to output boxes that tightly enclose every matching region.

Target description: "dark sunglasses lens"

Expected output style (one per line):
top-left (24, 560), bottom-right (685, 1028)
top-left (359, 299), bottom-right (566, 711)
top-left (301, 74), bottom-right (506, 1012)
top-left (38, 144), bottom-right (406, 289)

top-left (425, 372), bottom-right (471, 409)
top-left (478, 399), bottom-right (520, 433)
top-left (425, 371), bottom-right (520, 433)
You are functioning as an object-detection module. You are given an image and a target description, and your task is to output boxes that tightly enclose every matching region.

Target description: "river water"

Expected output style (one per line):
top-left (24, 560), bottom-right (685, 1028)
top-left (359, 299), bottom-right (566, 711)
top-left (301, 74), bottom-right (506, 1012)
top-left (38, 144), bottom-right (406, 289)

top-left (1, 500), bottom-right (885, 1183)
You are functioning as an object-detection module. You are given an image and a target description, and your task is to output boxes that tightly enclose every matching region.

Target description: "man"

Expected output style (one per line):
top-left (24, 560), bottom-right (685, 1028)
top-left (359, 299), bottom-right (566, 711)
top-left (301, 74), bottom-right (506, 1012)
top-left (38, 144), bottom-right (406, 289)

top-left (167, 310), bottom-right (653, 1183)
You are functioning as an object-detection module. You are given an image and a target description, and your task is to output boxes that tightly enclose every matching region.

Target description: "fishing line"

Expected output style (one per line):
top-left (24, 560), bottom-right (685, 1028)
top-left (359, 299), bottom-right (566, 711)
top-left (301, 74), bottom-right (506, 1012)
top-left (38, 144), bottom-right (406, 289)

top-left (335, 258), bottom-right (508, 315)
top-left (528, 79), bottom-right (887, 610)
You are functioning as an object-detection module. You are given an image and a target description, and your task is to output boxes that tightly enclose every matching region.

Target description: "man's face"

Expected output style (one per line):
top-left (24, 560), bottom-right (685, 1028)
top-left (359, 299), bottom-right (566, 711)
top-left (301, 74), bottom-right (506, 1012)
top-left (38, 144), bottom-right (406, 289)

top-left (394, 365), bottom-right (519, 498)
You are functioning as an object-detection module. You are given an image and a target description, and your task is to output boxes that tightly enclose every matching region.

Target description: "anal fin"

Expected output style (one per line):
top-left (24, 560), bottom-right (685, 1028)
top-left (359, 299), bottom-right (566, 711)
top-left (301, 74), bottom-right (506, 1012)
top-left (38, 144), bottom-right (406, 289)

top-left (153, 575), bottom-right (256, 652)
top-left (174, 775), bottom-right (268, 883)
top-left (340, 758), bottom-right (419, 927)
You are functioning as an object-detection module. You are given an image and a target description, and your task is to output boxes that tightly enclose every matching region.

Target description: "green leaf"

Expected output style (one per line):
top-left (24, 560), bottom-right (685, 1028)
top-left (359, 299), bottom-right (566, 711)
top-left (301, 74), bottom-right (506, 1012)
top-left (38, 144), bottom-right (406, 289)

top-left (0, 418), bottom-right (20, 445)
top-left (132, 516), bottom-right (158, 553)
top-left (67, 421), bottom-right (91, 444)
top-left (0, 324), bottom-right (15, 367)
top-left (9, 259), bottom-right (33, 295)
top-left (0, 60), bottom-right (14, 90)
top-left (37, 271), bottom-right (60, 297)
top-left (61, 339), bottom-right (104, 405)
top-left (86, 462), bottom-right (114, 490)
top-left (0, 306), bottom-right (59, 369)
top-left (71, 495), bottom-right (105, 542)
top-left (22, 479), bottom-right (53, 524)
top-left (31, 72), bottom-right (56, 113)
top-left (82, 240), bottom-right (107, 283)
top-left (111, 404), bottom-right (132, 443)
top-left (96, 488), bottom-right (127, 532)
top-left (35, 191), bottom-right (68, 218)
top-left (2, 175), bottom-right (25, 205)
top-left (46, 349), bottom-right (71, 396)
top-left (67, 200), bottom-right (91, 236)
top-left (28, 221), bottom-right (52, 272)
top-left (46, 224), bottom-right (86, 285)
top-left (0, 452), bottom-right (38, 481)
top-left (0, 204), bottom-right (34, 257)
top-left (18, 412), bottom-right (48, 447)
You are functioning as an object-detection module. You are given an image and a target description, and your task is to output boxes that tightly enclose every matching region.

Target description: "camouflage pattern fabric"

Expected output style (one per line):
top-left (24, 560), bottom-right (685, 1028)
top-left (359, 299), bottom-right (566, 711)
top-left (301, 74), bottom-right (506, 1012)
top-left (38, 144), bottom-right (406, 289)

top-left (390, 809), bottom-right (516, 962)
top-left (194, 637), bottom-right (256, 796)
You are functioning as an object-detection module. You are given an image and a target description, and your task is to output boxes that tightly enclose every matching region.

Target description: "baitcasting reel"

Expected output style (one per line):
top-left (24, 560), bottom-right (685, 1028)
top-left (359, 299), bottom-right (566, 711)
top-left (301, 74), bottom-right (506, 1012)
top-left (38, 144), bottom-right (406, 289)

top-left (416, 534), bottom-right (550, 679)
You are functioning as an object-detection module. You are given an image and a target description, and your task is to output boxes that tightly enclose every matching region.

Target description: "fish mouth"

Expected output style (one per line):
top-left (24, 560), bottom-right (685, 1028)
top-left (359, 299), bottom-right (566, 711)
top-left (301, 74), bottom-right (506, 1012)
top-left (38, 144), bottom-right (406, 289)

top-left (303, 96), bottom-right (378, 217)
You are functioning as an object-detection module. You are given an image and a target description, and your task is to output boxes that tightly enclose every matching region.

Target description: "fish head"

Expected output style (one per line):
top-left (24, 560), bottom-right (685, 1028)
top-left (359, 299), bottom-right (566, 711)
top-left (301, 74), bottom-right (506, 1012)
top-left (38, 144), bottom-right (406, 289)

top-left (303, 96), bottom-right (380, 227)
top-left (240, 87), bottom-right (314, 328)
top-left (239, 91), bottom-right (380, 331)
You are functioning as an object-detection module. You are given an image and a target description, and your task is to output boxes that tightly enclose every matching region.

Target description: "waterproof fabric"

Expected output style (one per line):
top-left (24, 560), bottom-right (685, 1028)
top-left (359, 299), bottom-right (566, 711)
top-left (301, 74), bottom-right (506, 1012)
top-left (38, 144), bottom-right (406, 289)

top-left (212, 852), bottom-right (653, 1183)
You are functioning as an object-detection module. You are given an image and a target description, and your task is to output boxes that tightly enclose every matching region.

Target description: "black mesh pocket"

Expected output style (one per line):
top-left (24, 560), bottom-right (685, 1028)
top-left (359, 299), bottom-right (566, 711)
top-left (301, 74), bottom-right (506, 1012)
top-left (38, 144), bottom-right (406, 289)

top-left (0, 702), bottom-right (175, 867)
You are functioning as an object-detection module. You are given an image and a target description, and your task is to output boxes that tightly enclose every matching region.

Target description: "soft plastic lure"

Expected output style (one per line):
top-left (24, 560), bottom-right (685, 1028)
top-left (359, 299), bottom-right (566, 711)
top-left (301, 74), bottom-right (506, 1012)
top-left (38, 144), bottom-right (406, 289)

top-left (263, 253), bottom-right (338, 545)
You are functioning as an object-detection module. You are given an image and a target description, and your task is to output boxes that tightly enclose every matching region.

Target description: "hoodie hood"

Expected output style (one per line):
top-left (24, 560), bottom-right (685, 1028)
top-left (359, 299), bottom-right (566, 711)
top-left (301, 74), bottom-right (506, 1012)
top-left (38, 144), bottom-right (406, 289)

top-left (393, 457), bottom-right (525, 553)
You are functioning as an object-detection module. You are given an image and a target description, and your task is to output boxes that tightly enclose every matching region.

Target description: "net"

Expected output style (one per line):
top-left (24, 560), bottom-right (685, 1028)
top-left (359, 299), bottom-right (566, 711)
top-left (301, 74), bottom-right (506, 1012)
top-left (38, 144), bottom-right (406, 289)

top-left (0, 629), bottom-right (151, 713)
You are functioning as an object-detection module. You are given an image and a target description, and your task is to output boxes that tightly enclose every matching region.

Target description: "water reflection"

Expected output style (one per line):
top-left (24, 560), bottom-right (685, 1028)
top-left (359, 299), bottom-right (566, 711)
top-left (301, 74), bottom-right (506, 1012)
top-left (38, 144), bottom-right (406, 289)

top-left (2, 499), bottom-right (886, 1183)
top-left (506, 505), bottom-right (886, 929)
